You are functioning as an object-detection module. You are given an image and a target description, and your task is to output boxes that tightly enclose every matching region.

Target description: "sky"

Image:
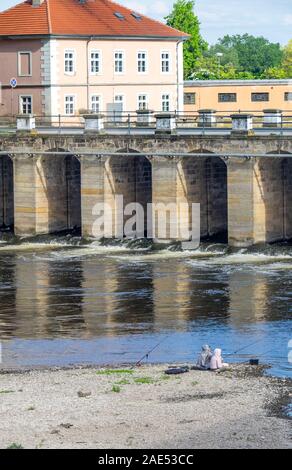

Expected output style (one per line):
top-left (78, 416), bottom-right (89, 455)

top-left (0, 0), bottom-right (291, 45)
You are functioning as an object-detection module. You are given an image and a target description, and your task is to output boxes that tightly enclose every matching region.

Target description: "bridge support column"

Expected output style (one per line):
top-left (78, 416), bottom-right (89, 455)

top-left (227, 156), bottom-right (292, 247)
top-left (79, 155), bottom-right (107, 238)
top-left (227, 157), bottom-right (255, 247)
top-left (13, 154), bottom-right (38, 236)
top-left (151, 156), bottom-right (191, 242)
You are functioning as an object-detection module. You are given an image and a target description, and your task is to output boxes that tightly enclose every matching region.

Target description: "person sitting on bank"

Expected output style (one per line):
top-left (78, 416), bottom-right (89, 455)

top-left (196, 344), bottom-right (212, 370)
top-left (210, 348), bottom-right (229, 371)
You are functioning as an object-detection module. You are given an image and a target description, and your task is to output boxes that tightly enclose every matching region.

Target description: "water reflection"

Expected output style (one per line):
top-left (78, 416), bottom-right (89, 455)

top-left (0, 242), bottom-right (291, 376)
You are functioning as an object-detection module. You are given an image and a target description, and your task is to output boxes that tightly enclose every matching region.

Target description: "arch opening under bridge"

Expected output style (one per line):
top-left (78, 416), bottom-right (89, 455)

top-left (254, 152), bottom-right (292, 243)
top-left (37, 151), bottom-right (81, 234)
top-left (178, 151), bottom-right (228, 243)
top-left (104, 150), bottom-right (152, 238)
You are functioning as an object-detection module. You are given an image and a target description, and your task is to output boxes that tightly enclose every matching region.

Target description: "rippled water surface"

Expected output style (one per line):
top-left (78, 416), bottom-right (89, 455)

top-left (0, 234), bottom-right (291, 378)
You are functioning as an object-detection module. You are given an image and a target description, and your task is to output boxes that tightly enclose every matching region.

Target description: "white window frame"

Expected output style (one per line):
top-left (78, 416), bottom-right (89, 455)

top-left (161, 50), bottom-right (171, 74)
top-left (161, 93), bottom-right (171, 112)
top-left (19, 95), bottom-right (33, 115)
top-left (90, 50), bottom-right (102, 75)
top-left (137, 93), bottom-right (149, 111)
top-left (90, 94), bottom-right (102, 113)
top-left (64, 95), bottom-right (76, 116)
top-left (114, 50), bottom-right (125, 75)
top-left (114, 94), bottom-right (125, 109)
top-left (137, 50), bottom-right (148, 74)
top-left (17, 51), bottom-right (32, 77)
top-left (64, 49), bottom-right (76, 75)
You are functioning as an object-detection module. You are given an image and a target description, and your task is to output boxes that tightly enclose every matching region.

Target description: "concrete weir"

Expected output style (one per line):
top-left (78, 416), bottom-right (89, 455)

top-left (0, 133), bottom-right (291, 247)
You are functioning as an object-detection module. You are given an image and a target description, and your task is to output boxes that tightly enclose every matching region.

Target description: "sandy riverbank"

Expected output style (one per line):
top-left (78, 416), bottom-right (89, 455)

top-left (0, 363), bottom-right (291, 449)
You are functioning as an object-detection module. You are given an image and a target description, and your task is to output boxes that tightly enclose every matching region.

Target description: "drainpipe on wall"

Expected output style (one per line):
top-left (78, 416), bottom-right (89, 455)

top-left (176, 40), bottom-right (184, 113)
top-left (86, 37), bottom-right (93, 111)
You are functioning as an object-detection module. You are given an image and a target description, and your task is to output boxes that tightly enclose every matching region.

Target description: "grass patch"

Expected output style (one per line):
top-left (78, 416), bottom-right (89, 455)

top-left (134, 377), bottom-right (155, 384)
top-left (112, 385), bottom-right (121, 393)
top-left (96, 369), bottom-right (133, 376)
top-left (115, 379), bottom-right (131, 385)
top-left (160, 375), bottom-right (171, 380)
top-left (0, 390), bottom-right (15, 394)
top-left (6, 443), bottom-right (24, 449)
top-left (191, 381), bottom-right (199, 386)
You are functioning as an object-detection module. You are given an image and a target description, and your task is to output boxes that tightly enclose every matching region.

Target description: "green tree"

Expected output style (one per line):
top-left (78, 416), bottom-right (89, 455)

top-left (190, 56), bottom-right (254, 80)
top-left (165, 0), bottom-right (207, 79)
top-left (261, 67), bottom-right (288, 79)
top-left (214, 34), bottom-right (283, 77)
top-left (282, 40), bottom-right (292, 77)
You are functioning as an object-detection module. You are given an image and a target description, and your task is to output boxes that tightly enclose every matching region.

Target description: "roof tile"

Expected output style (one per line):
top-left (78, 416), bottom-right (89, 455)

top-left (0, 0), bottom-right (188, 38)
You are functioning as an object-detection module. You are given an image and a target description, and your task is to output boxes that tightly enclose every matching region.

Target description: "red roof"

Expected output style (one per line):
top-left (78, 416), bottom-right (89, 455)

top-left (0, 0), bottom-right (188, 38)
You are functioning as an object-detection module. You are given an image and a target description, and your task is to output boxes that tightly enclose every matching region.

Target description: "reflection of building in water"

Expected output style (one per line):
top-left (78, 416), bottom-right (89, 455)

top-left (227, 271), bottom-right (269, 325)
top-left (80, 258), bottom-right (154, 337)
top-left (152, 261), bottom-right (229, 330)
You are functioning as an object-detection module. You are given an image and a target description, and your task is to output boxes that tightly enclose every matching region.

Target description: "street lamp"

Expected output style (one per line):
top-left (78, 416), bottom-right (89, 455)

top-left (216, 52), bottom-right (223, 77)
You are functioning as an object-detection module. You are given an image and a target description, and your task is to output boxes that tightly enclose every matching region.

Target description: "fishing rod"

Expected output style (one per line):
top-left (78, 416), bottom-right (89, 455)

top-left (132, 335), bottom-right (169, 368)
top-left (228, 338), bottom-right (266, 356)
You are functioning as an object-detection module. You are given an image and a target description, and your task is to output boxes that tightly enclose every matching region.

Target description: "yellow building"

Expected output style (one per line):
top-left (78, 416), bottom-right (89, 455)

top-left (184, 80), bottom-right (292, 114)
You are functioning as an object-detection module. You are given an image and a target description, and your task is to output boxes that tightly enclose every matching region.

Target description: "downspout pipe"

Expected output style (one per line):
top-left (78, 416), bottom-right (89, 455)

top-left (86, 37), bottom-right (93, 111)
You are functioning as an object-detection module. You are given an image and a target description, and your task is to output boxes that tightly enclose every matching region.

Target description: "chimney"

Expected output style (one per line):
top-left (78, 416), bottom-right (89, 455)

top-left (32, 0), bottom-right (44, 7)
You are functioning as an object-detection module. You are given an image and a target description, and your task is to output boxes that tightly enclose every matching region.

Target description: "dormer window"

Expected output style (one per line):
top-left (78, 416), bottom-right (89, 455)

top-left (131, 12), bottom-right (142, 20)
top-left (114, 12), bottom-right (125, 20)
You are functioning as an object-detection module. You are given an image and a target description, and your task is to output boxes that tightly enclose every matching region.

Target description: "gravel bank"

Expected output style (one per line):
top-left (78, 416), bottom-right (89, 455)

top-left (0, 364), bottom-right (291, 449)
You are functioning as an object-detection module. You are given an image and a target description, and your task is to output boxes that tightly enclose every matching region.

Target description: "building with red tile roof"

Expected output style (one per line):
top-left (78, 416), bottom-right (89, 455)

top-left (0, 0), bottom-right (187, 39)
top-left (0, 0), bottom-right (188, 117)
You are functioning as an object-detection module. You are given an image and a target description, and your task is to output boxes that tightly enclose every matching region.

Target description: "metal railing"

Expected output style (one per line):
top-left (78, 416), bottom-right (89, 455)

top-left (0, 110), bottom-right (291, 134)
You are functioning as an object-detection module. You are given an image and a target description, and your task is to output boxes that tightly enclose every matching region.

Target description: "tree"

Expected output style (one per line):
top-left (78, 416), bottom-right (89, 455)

top-left (261, 67), bottom-right (288, 79)
top-left (165, 0), bottom-right (207, 79)
top-left (190, 56), bottom-right (254, 80)
top-left (282, 40), bottom-right (292, 77)
top-left (214, 34), bottom-right (283, 77)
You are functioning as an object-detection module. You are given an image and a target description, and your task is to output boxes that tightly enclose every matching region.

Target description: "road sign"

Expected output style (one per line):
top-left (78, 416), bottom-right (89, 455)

top-left (10, 78), bottom-right (17, 88)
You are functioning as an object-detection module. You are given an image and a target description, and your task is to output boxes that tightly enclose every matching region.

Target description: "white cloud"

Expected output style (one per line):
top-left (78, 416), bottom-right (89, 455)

top-left (283, 14), bottom-right (292, 25)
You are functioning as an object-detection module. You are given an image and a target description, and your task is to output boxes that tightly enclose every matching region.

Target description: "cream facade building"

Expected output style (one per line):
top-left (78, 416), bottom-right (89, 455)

top-left (0, 0), bottom-right (187, 117)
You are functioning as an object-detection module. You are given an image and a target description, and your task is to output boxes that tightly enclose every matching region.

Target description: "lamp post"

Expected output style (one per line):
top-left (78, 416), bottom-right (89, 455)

top-left (216, 52), bottom-right (223, 78)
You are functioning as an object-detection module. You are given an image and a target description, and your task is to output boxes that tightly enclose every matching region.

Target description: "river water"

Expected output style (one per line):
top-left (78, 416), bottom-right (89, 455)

top-left (0, 234), bottom-right (291, 378)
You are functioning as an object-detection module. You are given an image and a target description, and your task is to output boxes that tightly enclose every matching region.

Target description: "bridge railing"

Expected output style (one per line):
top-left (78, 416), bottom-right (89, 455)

top-left (0, 110), bottom-right (291, 133)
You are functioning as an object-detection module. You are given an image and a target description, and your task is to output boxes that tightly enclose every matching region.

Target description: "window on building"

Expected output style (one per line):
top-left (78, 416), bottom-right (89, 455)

top-left (138, 94), bottom-right (148, 111)
top-left (161, 51), bottom-right (170, 73)
top-left (19, 95), bottom-right (32, 114)
top-left (114, 95), bottom-right (124, 110)
top-left (284, 92), bottom-right (292, 101)
top-left (64, 50), bottom-right (75, 74)
top-left (114, 51), bottom-right (125, 73)
top-left (162, 94), bottom-right (170, 112)
top-left (137, 51), bottom-right (147, 73)
top-left (65, 95), bottom-right (75, 115)
top-left (251, 92), bottom-right (269, 102)
top-left (90, 51), bottom-right (101, 74)
top-left (184, 93), bottom-right (196, 105)
top-left (218, 93), bottom-right (237, 102)
top-left (18, 52), bottom-right (32, 77)
top-left (91, 95), bottom-right (101, 113)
